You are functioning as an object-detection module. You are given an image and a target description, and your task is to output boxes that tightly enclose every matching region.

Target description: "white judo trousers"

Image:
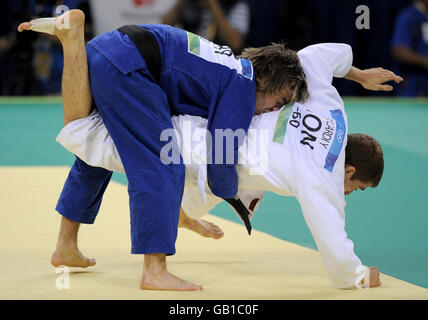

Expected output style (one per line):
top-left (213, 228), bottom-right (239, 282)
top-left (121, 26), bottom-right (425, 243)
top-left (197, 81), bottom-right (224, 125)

top-left (56, 43), bottom-right (371, 289)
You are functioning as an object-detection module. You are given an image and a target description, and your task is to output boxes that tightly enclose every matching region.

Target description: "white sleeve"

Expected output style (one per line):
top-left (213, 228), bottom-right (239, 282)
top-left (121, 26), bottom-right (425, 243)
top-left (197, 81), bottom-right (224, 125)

top-left (182, 187), bottom-right (265, 222)
top-left (295, 171), bottom-right (368, 289)
top-left (236, 189), bottom-right (265, 220)
top-left (298, 43), bottom-right (353, 81)
top-left (56, 110), bottom-right (125, 173)
top-left (181, 185), bottom-right (223, 219)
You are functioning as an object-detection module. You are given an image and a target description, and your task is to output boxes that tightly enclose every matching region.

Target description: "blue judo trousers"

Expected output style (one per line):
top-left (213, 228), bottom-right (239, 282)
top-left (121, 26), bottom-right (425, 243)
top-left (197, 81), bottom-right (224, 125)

top-left (56, 24), bottom-right (256, 255)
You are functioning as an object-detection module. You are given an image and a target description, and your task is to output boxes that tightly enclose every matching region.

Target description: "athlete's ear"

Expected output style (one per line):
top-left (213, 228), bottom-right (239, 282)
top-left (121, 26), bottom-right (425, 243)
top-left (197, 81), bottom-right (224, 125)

top-left (256, 77), bottom-right (267, 91)
top-left (345, 165), bottom-right (356, 179)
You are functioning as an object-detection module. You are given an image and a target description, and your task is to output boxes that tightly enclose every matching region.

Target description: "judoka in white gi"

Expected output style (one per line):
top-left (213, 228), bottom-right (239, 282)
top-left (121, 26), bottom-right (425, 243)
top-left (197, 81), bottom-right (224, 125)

top-left (57, 42), bottom-right (403, 289)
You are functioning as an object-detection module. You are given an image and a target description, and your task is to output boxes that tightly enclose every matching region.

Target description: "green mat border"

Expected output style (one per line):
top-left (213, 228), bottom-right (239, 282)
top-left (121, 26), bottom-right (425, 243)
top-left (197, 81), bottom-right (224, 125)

top-left (0, 96), bottom-right (62, 104)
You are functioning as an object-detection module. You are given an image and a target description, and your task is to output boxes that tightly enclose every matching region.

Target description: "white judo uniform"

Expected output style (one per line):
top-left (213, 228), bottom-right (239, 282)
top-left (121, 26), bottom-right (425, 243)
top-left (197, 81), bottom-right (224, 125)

top-left (57, 43), bottom-right (370, 289)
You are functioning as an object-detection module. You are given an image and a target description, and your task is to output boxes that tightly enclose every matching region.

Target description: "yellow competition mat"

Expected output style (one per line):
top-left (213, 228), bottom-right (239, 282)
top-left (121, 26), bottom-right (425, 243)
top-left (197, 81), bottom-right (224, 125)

top-left (1, 167), bottom-right (427, 300)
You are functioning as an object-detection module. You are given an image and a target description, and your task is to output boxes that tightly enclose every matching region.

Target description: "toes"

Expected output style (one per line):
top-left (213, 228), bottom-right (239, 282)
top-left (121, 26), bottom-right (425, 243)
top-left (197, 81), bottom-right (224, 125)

top-left (87, 258), bottom-right (96, 267)
top-left (80, 254), bottom-right (96, 267)
top-left (206, 222), bottom-right (224, 233)
top-left (140, 278), bottom-right (204, 291)
top-left (213, 232), bottom-right (224, 239)
top-left (212, 226), bottom-right (224, 234)
top-left (215, 232), bottom-right (225, 238)
top-left (51, 249), bottom-right (96, 268)
top-left (201, 221), bottom-right (224, 238)
top-left (185, 283), bottom-right (203, 291)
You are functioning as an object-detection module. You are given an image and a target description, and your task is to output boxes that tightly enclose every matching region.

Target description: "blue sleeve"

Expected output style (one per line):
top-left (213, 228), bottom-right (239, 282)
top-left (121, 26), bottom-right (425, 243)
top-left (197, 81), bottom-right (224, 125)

top-left (207, 73), bottom-right (256, 198)
top-left (391, 9), bottom-right (415, 49)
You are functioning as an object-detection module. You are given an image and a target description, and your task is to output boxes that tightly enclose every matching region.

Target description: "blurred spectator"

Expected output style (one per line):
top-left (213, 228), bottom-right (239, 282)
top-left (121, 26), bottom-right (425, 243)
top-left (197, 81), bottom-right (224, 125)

top-left (0, 0), bottom-right (93, 96)
top-left (245, 0), bottom-right (312, 49)
top-left (274, 0), bottom-right (313, 50)
top-left (391, 0), bottom-right (428, 97)
top-left (32, 1), bottom-right (65, 95)
top-left (0, 1), bottom-right (12, 95)
top-left (1, 0), bottom-right (424, 97)
top-left (2, 0), bottom-right (39, 95)
top-left (32, 34), bottom-right (63, 95)
top-left (162, 0), bottom-right (250, 53)
top-left (89, 0), bottom-right (177, 36)
top-left (32, 0), bottom-right (92, 95)
top-left (307, 0), bottom-right (411, 96)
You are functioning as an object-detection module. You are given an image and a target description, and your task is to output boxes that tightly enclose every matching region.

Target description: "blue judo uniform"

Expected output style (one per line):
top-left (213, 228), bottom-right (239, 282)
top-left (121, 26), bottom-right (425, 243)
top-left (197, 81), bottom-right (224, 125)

top-left (56, 24), bottom-right (256, 255)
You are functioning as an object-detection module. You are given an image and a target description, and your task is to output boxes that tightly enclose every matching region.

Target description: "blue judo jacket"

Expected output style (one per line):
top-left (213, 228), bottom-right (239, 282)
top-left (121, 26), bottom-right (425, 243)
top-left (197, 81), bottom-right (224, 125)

top-left (88, 24), bottom-right (256, 198)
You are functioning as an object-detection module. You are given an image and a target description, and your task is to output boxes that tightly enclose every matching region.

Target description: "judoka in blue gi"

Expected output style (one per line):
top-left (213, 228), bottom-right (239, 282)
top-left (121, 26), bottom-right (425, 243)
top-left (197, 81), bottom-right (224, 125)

top-left (18, 9), bottom-right (309, 290)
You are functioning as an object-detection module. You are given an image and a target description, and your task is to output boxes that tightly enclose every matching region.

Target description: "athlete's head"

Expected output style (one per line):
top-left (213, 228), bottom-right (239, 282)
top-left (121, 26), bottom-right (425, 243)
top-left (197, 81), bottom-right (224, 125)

top-left (239, 43), bottom-right (308, 115)
top-left (344, 133), bottom-right (384, 196)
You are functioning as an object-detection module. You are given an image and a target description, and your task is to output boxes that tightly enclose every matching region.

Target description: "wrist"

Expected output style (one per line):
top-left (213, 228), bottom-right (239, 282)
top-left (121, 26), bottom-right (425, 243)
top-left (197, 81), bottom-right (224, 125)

top-left (345, 66), bottom-right (365, 84)
top-left (355, 265), bottom-right (370, 289)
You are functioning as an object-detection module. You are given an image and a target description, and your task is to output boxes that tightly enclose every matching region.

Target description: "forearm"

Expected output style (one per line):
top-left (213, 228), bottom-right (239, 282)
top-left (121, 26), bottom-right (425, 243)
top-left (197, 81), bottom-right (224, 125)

top-left (343, 66), bottom-right (403, 91)
top-left (344, 66), bottom-right (365, 83)
top-left (392, 46), bottom-right (428, 69)
top-left (206, 0), bottom-right (244, 52)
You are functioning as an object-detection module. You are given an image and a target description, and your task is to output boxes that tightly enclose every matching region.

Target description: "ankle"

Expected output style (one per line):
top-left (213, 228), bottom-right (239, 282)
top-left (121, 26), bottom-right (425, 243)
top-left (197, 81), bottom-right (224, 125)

top-left (143, 253), bottom-right (167, 274)
top-left (56, 239), bottom-right (78, 251)
top-left (57, 29), bottom-right (83, 45)
top-left (181, 215), bottom-right (196, 229)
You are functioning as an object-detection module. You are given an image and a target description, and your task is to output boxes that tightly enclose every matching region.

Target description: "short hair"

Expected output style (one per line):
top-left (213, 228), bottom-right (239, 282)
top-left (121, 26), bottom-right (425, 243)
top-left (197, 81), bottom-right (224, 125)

top-left (345, 134), bottom-right (384, 187)
top-left (239, 43), bottom-right (309, 104)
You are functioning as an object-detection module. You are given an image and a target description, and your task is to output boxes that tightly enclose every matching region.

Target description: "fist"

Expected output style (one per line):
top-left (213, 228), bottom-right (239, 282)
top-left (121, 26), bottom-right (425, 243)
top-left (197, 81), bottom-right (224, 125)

top-left (362, 266), bottom-right (381, 288)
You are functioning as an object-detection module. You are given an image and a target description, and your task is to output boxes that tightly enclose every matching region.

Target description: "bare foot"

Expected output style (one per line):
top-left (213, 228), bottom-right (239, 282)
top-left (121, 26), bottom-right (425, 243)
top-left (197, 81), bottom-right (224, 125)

top-left (140, 253), bottom-right (203, 291)
top-left (140, 270), bottom-right (203, 291)
top-left (51, 244), bottom-right (96, 268)
top-left (180, 217), bottom-right (224, 239)
top-left (17, 9), bottom-right (85, 42)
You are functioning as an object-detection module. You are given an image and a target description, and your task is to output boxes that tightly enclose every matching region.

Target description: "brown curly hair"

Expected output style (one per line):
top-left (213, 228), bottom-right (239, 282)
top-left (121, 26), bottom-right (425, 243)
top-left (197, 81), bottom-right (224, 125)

top-left (239, 43), bottom-right (309, 104)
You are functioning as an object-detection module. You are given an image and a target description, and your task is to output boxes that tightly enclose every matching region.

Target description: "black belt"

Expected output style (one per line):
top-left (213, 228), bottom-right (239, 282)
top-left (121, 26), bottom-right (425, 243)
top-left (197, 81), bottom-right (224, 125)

top-left (224, 196), bottom-right (252, 235)
top-left (117, 25), bottom-right (161, 83)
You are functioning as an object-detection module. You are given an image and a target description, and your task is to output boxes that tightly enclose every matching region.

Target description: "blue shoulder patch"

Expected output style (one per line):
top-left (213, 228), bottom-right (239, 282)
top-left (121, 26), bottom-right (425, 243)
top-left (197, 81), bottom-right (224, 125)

top-left (239, 58), bottom-right (254, 80)
top-left (324, 109), bottom-right (346, 172)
